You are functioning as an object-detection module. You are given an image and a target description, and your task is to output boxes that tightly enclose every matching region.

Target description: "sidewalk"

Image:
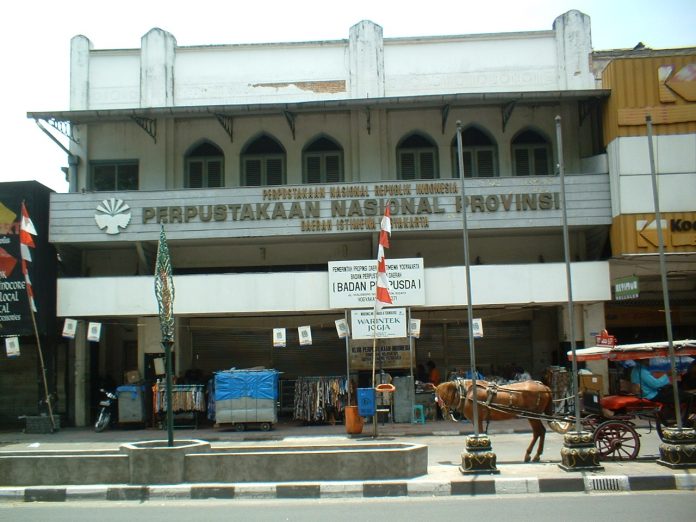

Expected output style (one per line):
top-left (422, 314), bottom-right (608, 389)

top-left (1, 419), bottom-right (694, 501)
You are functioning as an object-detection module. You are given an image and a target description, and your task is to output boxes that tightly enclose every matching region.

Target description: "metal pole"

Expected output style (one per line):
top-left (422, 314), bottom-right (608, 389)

top-left (455, 121), bottom-right (479, 435)
top-left (345, 309), bottom-right (351, 405)
top-left (554, 116), bottom-right (582, 434)
top-left (646, 115), bottom-right (682, 429)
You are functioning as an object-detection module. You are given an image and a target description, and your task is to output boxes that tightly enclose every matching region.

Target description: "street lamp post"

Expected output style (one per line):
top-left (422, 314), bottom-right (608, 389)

top-left (555, 116), bottom-right (602, 472)
top-left (456, 121), bottom-right (498, 474)
top-left (645, 115), bottom-right (696, 468)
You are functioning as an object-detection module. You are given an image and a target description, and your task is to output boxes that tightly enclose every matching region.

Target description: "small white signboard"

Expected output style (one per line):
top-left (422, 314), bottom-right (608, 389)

top-left (87, 322), bottom-right (102, 342)
top-left (62, 318), bottom-right (77, 339)
top-left (351, 308), bottom-right (407, 340)
top-left (5, 337), bottom-right (20, 358)
top-left (334, 319), bottom-right (350, 339)
top-left (473, 318), bottom-right (484, 339)
top-left (298, 325), bottom-right (312, 346)
top-left (273, 328), bottom-right (286, 348)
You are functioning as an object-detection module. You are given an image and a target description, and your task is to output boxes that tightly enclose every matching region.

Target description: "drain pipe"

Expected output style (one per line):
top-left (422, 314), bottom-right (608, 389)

top-left (34, 119), bottom-right (79, 192)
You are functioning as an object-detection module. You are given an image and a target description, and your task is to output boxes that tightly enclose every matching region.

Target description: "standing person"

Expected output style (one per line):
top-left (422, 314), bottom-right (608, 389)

top-left (427, 360), bottom-right (441, 386)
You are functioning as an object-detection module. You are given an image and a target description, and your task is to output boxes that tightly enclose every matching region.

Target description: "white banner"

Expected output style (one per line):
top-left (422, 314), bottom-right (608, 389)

top-left (87, 322), bottom-right (102, 342)
top-left (298, 325), bottom-right (312, 346)
top-left (409, 318), bottom-right (421, 338)
top-left (62, 318), bottom-right (77, 339)
top-left (473, 318), bottom-right (484, 339)
top-left (334, 318), bottom-right (350, 339)
top-left (328, 258), bottom-right (425, 309)
top-left (350, 308), bottom-right (407, 340)
top-left (5, 337), bottom-right (20, 358)
top-left (273, 328), bottom-right (286, 347)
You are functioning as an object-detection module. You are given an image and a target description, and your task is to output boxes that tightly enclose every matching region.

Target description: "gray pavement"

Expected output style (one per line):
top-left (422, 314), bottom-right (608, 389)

top-left (1, 418), bottom-right (694, 501)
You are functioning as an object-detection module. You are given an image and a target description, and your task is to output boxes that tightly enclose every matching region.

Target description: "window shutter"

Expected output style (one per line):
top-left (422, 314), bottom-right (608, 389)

top-left (399, 151), bottom-right (416, 180)
top-left (534, 148), bottom-right (549, 176)
top-left (93, 165), bottom-right (116, 191)
top-left (325, 154), bottom-right (341, 183)
top-left (207, 159), bottom-right (223, 187)
top-left (419, 151), bottom-right (435, 179)
top-left (266, 158), bottom-right (283, 185)
top-left (477, 150), bottom-right (494, 178)
top-left (306, 155), bottom-right (321, 184)
top-left (188, 161), bottom-right (203, 188)
top-left (245, 159), bottom-right (262, 186)
top-left (117, 164), bottom-right (139, 190)
top-left (462, 151), bottom-right (473, 178)
top-left (514, 148), bottom-right (530, 176)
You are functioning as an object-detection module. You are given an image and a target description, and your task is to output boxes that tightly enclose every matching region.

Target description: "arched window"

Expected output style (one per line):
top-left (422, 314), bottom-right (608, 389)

top-left (512, 129), bottom-right (552, 176)
top-left (241, 134), bottom-right (286, 186)
top-left (451, 126), bottom-right (498, 178)
top-left (303, 136), bottom-right (344, 183)
top-left (185, 141), bottom-right (224, 188)
top-left (397, 133), bottom-right (438, 180)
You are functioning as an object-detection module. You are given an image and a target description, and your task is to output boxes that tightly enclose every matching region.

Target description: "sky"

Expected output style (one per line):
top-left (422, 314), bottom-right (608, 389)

top-left (1, 0), bottom-right (695, 193)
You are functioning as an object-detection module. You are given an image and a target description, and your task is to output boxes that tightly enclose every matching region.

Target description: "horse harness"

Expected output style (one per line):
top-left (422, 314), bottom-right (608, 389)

top-left (453, 378), bottom-right (547, 423)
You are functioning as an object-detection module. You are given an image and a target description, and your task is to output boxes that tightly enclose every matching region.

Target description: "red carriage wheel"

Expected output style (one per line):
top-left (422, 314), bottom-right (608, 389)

top-left (593, 421), bottom-right (640, 460)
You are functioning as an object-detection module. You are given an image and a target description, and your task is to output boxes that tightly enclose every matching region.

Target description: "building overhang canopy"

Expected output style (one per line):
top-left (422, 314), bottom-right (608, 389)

top-left (28, 89), bottom-right (610, 125)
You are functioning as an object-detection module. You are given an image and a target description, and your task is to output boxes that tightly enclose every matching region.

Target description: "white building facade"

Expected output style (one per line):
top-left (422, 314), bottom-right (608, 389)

top-left (33, 10), bottom-right (613, 426)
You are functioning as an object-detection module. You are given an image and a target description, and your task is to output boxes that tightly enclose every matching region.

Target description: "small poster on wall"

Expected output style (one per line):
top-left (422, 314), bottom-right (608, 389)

top-left (5, 337), bottom-right (20, 358)
top-left (334, 319), bottom-right (350, 339)
top-left (87, 322), bottom-right (102, 342)
top-left (62, 318), bottom-right (77, 339)
top-left (273, 328), bottom-right (286, 348)
top-left (473, 318), bottom-right (484, 339)
top-left (298, 325), bottom-right (312, 346)
top-left (409, 318), bottom-right (421, 338)
top-left (153, 357), bottom-right (165, 375)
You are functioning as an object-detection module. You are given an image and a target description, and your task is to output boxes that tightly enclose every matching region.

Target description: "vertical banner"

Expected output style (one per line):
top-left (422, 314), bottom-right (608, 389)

top-left (87, 322), bottom-right (102, 342)
top-left (5, 336), bottom-right (20, 357)
top-left (273, 328), bottom-right (286, 347)
top-left (335, 318), bottom-right (350, 339)
top-left (298, 325), bottom-right (312, 346)
top-left (62, 318), bottom-right (77, 339)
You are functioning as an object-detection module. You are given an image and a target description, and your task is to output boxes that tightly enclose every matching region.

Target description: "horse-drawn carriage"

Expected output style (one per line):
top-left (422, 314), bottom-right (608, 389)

top-left (434, 339), bottom-right (696, 462)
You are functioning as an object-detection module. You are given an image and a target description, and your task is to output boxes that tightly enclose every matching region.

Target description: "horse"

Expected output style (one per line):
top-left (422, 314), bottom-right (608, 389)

top-left (435, 379), bottom-right (554, 463)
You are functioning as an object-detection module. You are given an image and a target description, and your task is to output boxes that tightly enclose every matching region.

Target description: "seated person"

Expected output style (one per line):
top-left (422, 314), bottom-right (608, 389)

top-left (631, 359), bottom-right (686, 405)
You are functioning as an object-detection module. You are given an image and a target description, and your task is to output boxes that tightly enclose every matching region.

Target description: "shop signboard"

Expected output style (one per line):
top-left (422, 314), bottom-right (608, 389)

top-left (614, 276), bottom-right (639, 301)
top-left (349, 344), bottom-right (411, 370)
top-left (350, 308), bottom-right (407, 340)
top-left (328, 258), bottom-right (424, 309)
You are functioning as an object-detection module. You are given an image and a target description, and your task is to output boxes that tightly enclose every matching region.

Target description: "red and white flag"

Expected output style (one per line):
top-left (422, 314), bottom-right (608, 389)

top-left (375, 205), bottom-right (393, 310)
top-left (19, 202), bottom-right (37, 313)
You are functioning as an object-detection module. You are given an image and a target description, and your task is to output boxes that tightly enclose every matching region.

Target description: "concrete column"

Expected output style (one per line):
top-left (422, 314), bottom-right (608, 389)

top-left (348, 20), bottom-right (385, 99)
top-left (70, 35), bottom-right (92, 110)
top-left (553, 10), bottom-right (595, 90)
top-left (73, 322), bottom-right (89, 426)
top-left (140, 28), bottom-right (177, 107)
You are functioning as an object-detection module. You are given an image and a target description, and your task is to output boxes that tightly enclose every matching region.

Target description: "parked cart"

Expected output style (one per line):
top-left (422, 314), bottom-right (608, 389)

top-left (214, 369), bottom-right (279, 431)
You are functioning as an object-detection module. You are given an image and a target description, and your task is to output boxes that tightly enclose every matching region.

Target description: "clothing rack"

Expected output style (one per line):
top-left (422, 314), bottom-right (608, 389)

top-left (153, 382), bottom-right (206, 429)
top-left (293, 376), bottom-right (349, 422)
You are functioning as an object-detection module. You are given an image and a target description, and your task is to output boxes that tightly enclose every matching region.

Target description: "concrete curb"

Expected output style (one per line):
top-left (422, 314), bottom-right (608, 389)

top-left (2, 473), bottom-right (693, 502)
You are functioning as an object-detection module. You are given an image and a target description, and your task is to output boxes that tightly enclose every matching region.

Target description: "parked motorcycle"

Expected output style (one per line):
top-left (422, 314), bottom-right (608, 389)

top-left (94, 388), bottom-right (117, 432)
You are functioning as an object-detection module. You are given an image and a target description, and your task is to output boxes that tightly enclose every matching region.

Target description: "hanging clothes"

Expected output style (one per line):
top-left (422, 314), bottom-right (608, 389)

top-left (293, 376), bottom-right (349, 422)
top-left (153, 381), bottom-right (206, 413)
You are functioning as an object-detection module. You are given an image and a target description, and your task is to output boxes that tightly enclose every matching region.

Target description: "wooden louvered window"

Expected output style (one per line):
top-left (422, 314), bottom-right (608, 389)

top-left (185, 141), bottom-right (224, 188)
top-left (241, 135), bottom-right (286, 186)
top-left (452, 127), bottom-right (498, 178)
top-left (397, 134), bottom-right (438, 180)
top-left (303, 136), bottom-right (344, 183)
top-left (512, 129), bottom-right (551, 176)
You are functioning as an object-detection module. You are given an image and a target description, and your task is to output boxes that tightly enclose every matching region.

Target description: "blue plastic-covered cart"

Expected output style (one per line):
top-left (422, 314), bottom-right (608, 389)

top-left (214, 369), bottom-right (279, 431)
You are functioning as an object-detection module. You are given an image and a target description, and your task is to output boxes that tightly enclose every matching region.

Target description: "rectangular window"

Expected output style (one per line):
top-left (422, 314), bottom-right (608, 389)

top-left (533, 148), bottom-right (549, 176)
top-left (305, 155), bottom-right (322, 184)
top-left (514, 149), bottom-right (530, 176)
top-left (399, 152), bottom-right (416, 180)
top-left (91, 162), bottom-right (139, 191)
top-left (477, 150), bottom-right (494, 178)
top-left (244, 159), bottom-right (262, 186)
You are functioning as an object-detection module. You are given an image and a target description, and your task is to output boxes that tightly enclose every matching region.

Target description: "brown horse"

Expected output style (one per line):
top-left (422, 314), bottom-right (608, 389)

top-left (435, 379), bottom-right (554, 463)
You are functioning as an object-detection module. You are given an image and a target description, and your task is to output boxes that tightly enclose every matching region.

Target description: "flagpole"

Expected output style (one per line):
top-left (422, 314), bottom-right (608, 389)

top-left (19, 200), bottom-right (56, 432)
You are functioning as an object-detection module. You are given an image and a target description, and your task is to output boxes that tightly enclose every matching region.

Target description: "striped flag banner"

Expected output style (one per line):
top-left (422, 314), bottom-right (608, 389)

top-left (375, 204), bottom-right (393, 310)
top-left (19, 202), bottom-right (37, 313)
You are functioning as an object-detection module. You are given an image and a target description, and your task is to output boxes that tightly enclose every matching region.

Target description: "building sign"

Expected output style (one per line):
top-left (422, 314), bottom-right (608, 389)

top-left (329, 259), bottom-right (424, 309)
top-left (0, 186), bottom-right (54, 337)
top-left (614, 276), bottom-right (639, 301)
top-left (48, 176), bottom-right (601, 243)
top-left (349, 344), bottom-right (411, 370)
top-left (350, 308), bottom-right (407, 340)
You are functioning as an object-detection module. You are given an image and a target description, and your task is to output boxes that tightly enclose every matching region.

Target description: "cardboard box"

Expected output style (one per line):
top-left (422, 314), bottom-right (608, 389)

top-left (124, 370), bottom-right (141, 384)
top-left (579, 374), bottom-right (603, 396)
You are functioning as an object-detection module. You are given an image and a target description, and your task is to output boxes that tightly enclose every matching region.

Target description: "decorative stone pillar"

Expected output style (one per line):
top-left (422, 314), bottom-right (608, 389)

top-left (460, 434), bottom-right (499, 475)
top-left (657, 427), bottom-right (696, 469)
top-left (559, 430), bottom-right (604, 472)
